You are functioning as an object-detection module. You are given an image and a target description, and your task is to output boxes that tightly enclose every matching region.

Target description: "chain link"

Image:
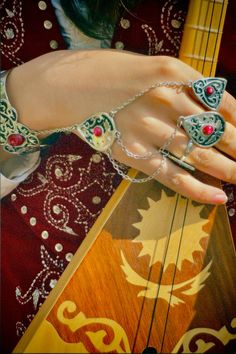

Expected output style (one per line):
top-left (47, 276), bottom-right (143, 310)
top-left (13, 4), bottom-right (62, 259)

top-left (107, 150), bottom-right (167, 183)
top-left (31, 124), bottom-right (79, 136)
top-left (109, 81), bottom-right (191, 117)
top-left (107, 117), bottom-right (182, 183)
top-left (31, 80), bottom-right (190, 182)
top-left (32, 80), bottom-right (191, 136)
top-left (115, 131), bottom-right (157, 160)
top-left (159, 119), bottom-right (182, 155)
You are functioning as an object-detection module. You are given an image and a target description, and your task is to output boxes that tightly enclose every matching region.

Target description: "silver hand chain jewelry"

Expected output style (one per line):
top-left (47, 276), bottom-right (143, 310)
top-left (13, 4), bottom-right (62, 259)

top-left (115, 131), bottom-right (156, 160)
top-left (1, 71), bottom-right (190, 155)
top-left (106, 152), bottom-right (166, 183)
top-left (1, 66), bottom-right (227, 185)
top-left (35, 80), bottom-right (189, 136)
top-left (108, 80), bottom-right (190, 117)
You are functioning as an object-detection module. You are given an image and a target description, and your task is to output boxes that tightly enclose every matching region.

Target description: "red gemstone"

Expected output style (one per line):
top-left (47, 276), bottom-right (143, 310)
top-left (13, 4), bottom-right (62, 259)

top-left (205, 86), bottom-right (214, 95)
top-left (7, 133), bottom-right (25, 146)
top-left (202, 125), bottom-right (214, 135)
top-left (93, 126), bottom-right (103, 137)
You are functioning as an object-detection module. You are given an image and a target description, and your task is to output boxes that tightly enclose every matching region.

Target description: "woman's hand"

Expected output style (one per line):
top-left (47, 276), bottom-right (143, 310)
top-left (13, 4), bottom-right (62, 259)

top-left (6, 49), bottom-right (236, 204)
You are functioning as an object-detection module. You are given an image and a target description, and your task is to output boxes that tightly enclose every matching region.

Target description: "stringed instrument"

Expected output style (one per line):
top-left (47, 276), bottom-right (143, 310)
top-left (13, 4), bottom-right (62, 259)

top-left (13, 0), bottom-right (236, 353)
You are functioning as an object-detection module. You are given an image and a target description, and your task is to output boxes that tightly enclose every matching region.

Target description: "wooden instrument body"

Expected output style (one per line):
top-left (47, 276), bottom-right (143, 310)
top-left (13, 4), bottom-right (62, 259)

top-left (14, 1), bottom-right (236, 353)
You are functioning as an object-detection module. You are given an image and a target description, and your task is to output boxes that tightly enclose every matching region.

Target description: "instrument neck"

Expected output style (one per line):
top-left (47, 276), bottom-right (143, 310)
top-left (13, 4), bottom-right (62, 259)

top-left (179, 0), bottom-right (228, 76)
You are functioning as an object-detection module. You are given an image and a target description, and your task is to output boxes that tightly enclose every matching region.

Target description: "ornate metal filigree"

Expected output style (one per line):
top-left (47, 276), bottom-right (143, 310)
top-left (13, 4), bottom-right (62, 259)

top-left (0, 98), bottom-right (40, 153)
top-left (180, 112), bottom-right (225, 147)
top-left (192, 78), bottom-right (227, 110)
top-left (78, 112), bottom-right (117, 152)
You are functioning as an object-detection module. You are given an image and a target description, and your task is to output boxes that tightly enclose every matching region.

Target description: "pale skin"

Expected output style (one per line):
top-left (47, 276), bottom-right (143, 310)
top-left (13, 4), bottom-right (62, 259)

top-left (2, 49), bottom-right (236, 204)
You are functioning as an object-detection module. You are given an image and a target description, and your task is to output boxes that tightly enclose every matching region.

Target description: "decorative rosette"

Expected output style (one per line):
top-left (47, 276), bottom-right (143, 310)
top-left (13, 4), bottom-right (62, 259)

top-left (77, 112), bottom-right (117, 152)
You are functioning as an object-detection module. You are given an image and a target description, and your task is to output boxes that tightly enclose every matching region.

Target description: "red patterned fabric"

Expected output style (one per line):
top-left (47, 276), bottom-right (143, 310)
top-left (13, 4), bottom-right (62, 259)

top-left (111, 0), bottom-right (188, 56)
top-left (0, 0), bottom-right (66, 69)
top-left (0, 0), bottom-right (235, 353)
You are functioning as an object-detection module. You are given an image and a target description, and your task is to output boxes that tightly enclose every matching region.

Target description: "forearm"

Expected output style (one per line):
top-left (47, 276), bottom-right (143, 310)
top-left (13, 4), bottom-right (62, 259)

top-left (1, 48), bottom-right (156, 164)
top-left (5, 49), bottom-right (157, 132)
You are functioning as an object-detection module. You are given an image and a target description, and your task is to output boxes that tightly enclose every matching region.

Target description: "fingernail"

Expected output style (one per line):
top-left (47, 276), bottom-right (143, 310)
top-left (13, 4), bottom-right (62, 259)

top-left (212, 193), bottom-right (228, 204)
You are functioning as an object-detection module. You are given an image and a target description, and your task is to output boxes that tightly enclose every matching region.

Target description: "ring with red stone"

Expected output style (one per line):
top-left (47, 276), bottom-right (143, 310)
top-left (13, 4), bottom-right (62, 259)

top-left (190, 77), bottom-right (227, 110)
top-left (178, 112), bottom-right (226, 161)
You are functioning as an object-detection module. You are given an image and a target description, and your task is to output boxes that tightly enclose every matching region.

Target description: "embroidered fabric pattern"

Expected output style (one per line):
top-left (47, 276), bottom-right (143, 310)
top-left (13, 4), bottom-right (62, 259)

top-left (15, 245), bottom-right (65, 309)
top-left (161, 0), bottom-right (186, 52)
top-left (15, 246), bottom-right (65, 338)
top-left (0, 0), bottom-right (25, 66)
top-left (16, 150), bottom-right (117, 235)
top-left (139, 0), bottom-right (186, 56)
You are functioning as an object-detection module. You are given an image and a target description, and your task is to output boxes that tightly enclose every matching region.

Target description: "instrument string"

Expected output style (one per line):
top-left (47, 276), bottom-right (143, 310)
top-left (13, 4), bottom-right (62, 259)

top-left (161, 0), bottom-right (224, 352)
top-left (132, 192), bottom-right (180, 353)
top-left (209, 0), bottom-right (225, 77)
top-left (201, 0), bottom-right (216, 74)
top-left (142, 0), bottom-right (225, 352)
top-left (131, 214), bottom-right (166, 352)
top-left (190, 0), bottom-right (206, 69)
top-left (196, 0), bottom-right (211, 72)
top-left (136, 0), bottom-right (225, 352)
top-left (145, 194), bottom-right (180, 349)
top-left (159, 1), bottom-right (225, 351)
top-left (160, 199), bottom-right (189, 353)
top-left (142, 1), bottom-right (208, 350)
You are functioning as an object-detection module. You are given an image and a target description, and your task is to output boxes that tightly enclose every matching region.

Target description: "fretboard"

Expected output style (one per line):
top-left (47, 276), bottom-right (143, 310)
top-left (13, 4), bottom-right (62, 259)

top-left (179, 0), bottom-right (228, 76)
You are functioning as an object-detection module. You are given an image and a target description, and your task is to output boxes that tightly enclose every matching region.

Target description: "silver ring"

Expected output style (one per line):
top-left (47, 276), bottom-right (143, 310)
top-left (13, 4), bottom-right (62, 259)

top-left (178, 111), bottom-right (225, 164)
top-left (191, 77), bottom-right (227, 110)
top-left (161, 149), bottom-right (195, 172)
top-left (161, 111), bottom-right (226, 172)
top-left (180, 139), bottom-right (194, 162)
top-left (178, 112), bottom-right (225, 149)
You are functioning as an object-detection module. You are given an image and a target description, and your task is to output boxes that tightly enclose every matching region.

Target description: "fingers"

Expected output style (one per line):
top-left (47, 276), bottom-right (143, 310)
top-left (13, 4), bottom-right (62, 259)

top-left (183, 83), bottom-right (236, 159)
top-left (148, 90), bottom-right (236, 161)
top-left (188, 146), bottom-right (236, 184)
top-left (219, 91), bottom-right (236, 127)
top-left (183, 73), bottom-right (236, 127)
top-left (165, 126), bottom-right (236, 185)
top-left (216, 121), bottom-right (236, 159)
top-left (153, 159), bottom-right (228, 205)
top-left (112, 143), bottom-right (228, 204)
top-left (115, 114), bottom-right (236, 186)
top-left (161, 119), bottom-right (236, 184)
top-left (111, 59), bottom-right (236, 204)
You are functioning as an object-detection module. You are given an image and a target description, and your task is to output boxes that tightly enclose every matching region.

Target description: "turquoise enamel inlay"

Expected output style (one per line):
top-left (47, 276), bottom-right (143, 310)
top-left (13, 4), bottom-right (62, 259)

top-left (181, 112), bottom-right (225, 148)
top-left (77, 112), bottom-right (117, 152)
top-left (0, 98), bottom-right (40, 154)
top-left (192, 77), bottom-right (227, 110)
